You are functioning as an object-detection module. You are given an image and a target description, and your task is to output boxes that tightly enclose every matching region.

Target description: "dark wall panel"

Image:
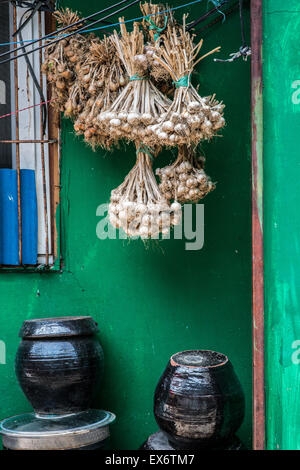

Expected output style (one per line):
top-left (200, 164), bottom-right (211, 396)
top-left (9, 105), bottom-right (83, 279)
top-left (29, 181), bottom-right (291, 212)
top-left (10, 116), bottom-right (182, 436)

top-left (0, 3), bottom-right (12, 169)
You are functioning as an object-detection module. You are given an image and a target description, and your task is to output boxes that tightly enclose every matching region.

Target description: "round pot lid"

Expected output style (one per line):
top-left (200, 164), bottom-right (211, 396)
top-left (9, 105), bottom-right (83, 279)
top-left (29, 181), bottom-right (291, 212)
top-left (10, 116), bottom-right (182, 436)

top-left (0, 410), bottom-right (115, 450)
top-left (19, 316), bottom-right (99, 338)
top-left (0, 409), bottom-right (115, 436)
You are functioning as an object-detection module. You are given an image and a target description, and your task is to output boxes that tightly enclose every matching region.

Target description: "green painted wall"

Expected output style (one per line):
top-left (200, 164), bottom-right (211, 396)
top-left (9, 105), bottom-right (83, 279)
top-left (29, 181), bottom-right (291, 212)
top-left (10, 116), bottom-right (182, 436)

top-left (264, 0), bottom-right (300, 451)
top-left (0, 1), bottom-right (252, 449)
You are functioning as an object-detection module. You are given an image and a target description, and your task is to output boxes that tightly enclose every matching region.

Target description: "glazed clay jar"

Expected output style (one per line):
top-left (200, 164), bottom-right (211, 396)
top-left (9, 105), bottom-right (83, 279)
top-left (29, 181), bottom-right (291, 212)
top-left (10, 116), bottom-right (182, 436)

top-left (15, 316), bottom-right (104, 416)
top-left (154, 350), bottom-right (245, 449)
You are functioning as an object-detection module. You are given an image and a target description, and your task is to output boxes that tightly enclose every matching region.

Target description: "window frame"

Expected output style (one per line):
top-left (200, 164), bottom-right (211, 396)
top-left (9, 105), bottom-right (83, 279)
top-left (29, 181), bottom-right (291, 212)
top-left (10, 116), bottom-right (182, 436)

top-left (0, 5), bottom-right (61, 272)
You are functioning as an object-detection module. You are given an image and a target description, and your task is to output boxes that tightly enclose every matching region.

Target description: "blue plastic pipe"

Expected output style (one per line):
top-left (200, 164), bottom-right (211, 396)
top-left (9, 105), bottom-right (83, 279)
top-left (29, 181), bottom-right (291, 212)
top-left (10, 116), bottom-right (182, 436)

top-left (20, 169), bottom-right (38, 265)
top-left (0, 169), bottom-right (20, 265)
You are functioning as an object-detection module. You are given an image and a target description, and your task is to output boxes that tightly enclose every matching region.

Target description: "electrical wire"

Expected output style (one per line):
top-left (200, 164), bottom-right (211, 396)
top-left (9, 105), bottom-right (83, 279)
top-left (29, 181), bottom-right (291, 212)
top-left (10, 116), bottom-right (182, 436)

top-left (0, 0), bottom-right (236, 67)
top-left (11, 0), bottom-right (54, 10)
top-left (187, 0), bottom-right (228, 31)
top-left (194, 1), bottom-right (239, 35)
top-left (64, 0), bottom-right (207, 37)
top-left (0, 0), bottom-right (135, 54)
top-left (0, 0), bottom-right (243, 122)
top-left (0, 0), bottom-right (141, 65)
top-left (239, 0), bottom-right (246, 47)
top-left (0, 0), bottom-right (207, 50)
top-left (13, 1), bottom-right (55, 36)
top-left (0, 0), bottom-right (140, 65)
top-left (0, 99), bottom-right (53, 120)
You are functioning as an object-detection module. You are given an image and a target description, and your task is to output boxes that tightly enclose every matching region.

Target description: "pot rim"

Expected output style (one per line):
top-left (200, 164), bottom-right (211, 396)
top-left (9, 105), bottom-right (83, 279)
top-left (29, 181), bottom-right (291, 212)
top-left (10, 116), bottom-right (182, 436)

top-left (19, 316), bottom-right (99, 338)
top-left (23, 316), bottom-right (91, 322)
top-left (170, 349), bottom-right (229, 369)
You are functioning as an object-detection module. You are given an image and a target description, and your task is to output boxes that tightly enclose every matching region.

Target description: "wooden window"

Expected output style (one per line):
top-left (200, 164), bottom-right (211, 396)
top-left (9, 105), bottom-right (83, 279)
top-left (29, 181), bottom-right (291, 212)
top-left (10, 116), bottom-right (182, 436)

top-left (0, 3), bottom-right (60, 269)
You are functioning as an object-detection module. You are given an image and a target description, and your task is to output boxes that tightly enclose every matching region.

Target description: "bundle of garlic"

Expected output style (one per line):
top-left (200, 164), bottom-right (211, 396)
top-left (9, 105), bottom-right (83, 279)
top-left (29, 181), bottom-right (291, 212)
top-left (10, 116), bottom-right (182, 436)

top-left (77, 36), bottom-right (127, 96)
top-left (42, 8), bottom-right (92, 114)
top-left (98, 20), bottom-right (171, 145)
top-left (156, 145), bottom-right (215, 203)
top-left (151, 20), bottom-right (225, 146)
top-left (73, 37), bottom-right (128, 149)
top-left (109, 145), bottom-right (182, 238)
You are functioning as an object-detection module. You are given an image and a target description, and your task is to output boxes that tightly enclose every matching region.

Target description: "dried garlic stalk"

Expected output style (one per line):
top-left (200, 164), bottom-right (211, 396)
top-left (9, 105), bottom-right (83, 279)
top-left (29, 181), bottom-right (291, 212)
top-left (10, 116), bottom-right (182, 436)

top-left (151, 18), bottom-right (225, 146)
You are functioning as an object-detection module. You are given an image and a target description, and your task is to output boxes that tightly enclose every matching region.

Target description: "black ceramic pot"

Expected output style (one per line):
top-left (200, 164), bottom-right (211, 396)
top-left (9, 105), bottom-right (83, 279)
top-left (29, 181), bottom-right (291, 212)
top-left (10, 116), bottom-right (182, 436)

top-left (15, 316), bottom-right (104, 416)
top-left (154, 350), bottom-right (245, 449)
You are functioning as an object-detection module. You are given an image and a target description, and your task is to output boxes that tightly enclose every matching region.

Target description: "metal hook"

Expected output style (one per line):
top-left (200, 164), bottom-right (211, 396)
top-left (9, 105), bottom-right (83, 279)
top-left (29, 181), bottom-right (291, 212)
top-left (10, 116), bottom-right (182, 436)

top-left (214, 45), bottom-right (251, 63)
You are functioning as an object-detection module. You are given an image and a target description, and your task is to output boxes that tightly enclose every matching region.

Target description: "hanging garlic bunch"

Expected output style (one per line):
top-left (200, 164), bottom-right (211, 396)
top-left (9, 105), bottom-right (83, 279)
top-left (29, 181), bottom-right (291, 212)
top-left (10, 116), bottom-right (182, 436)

top-left (151, 20), bottom-right (225, 146)
top-left (98, 20), bottom-right (171, 145)
top-left (77, 36), bottom-right (128, 96)
top-left (108, 145), bottom-right (181, 238)
top-left (156, 145), bottom-right (215, 203)
top-left (42, 8), bottom-right (91, 113)
top-left (73, 36), bottom-right (128, 149)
